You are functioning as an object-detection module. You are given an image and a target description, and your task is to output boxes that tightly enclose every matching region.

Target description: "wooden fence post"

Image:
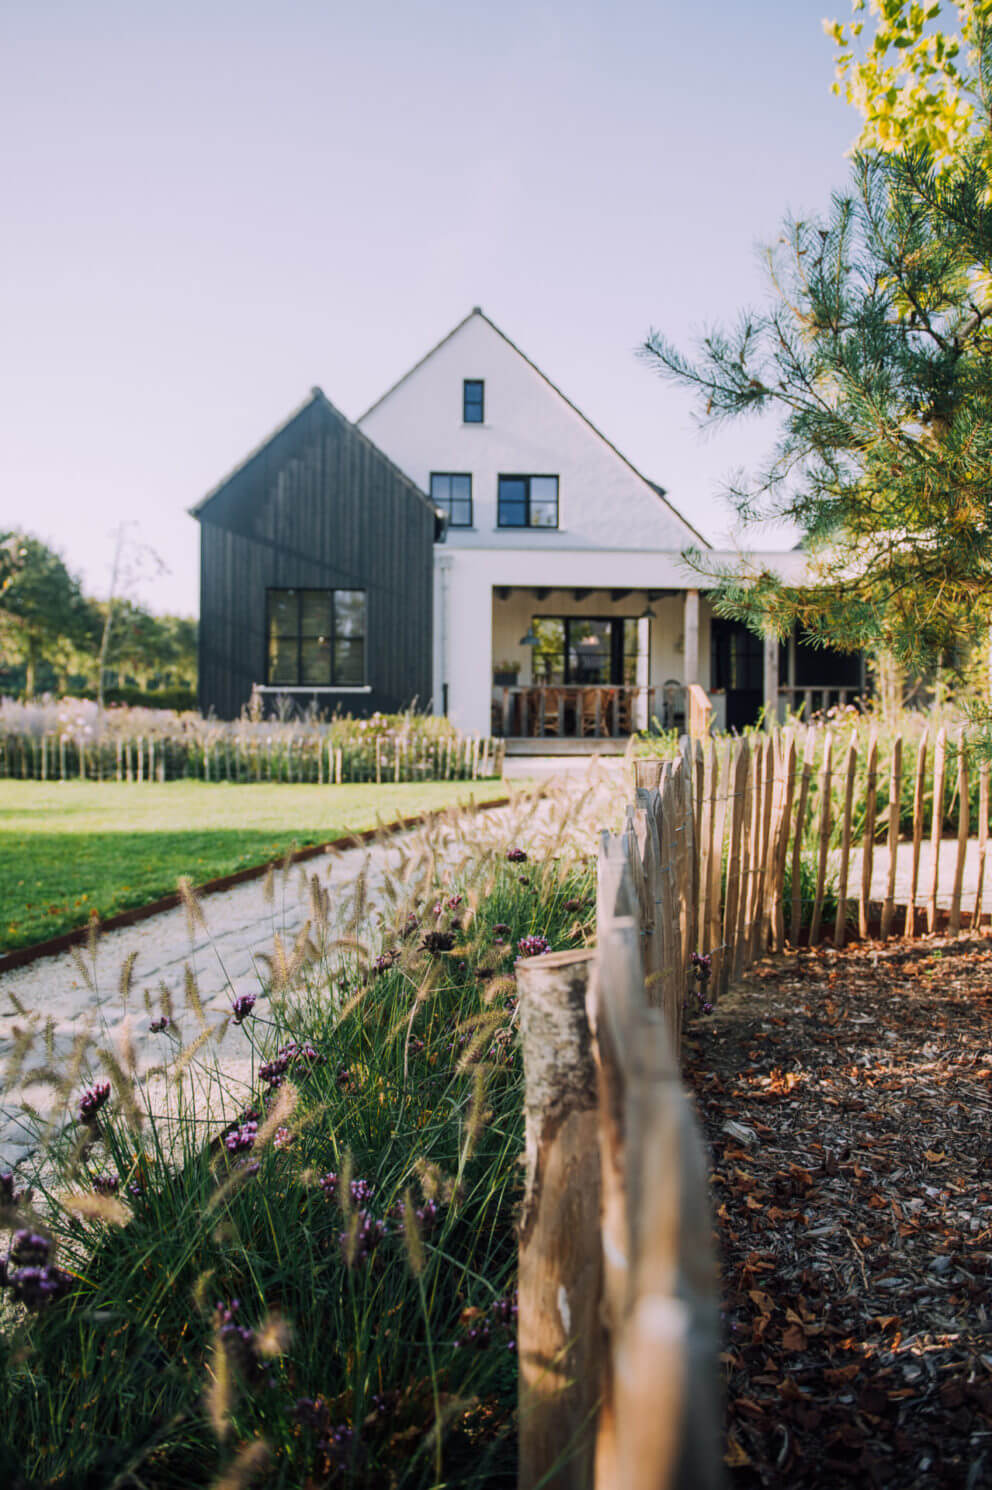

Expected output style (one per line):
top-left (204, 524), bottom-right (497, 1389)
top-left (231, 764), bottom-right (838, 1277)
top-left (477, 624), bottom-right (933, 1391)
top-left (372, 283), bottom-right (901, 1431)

top-left (790, 728), bottom-right (816, 946)
top-left (973, 758), bottom-right (989, 931)
top-left (834, 734), bottom-right (858, 948)
top-left (809, 731), bottom-right (834, 947)
top-left (517, 949), bottom-right (600, 1490)
top-left (592, 891), bottom-right (722, 1490)
top-left (907, 729), bottom-right (929, 937)
top-left (880, 736), bottom-right (902, 940)
top-left (859, 731), bottom-right (878, 939)
top-left (927, 726), bottom-right (947, 934)
top-left (720, 742), bottom-right (749, 997)
top-left (950, 727), bottom-right (969, 936)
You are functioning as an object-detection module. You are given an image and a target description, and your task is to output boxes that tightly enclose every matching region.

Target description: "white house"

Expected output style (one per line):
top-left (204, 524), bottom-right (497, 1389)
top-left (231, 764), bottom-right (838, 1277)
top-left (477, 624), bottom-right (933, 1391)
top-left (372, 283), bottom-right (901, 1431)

top-left (358, 308), bottom-right (859, 744)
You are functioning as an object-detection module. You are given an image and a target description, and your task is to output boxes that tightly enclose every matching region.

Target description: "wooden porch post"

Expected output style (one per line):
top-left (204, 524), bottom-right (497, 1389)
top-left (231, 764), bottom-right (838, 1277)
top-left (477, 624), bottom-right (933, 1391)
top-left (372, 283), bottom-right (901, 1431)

top-left (682, 589), bottom-right (700, 688)
top-left (762, 631), bottom-right (779, 729)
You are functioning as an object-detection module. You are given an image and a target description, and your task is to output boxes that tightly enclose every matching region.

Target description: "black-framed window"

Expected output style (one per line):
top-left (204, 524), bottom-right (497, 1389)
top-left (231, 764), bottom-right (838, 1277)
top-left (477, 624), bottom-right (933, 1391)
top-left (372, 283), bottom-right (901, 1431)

top-left (497, 474), bottom-right (559, 529)
top-left (463, 379), bottom-right (484, 423)
top-left (532, 616), bottom-right (642, 684)
top-left (430, 472), bottom-right (473, 527)
top-left (266, 588), bottom-right (366, 687)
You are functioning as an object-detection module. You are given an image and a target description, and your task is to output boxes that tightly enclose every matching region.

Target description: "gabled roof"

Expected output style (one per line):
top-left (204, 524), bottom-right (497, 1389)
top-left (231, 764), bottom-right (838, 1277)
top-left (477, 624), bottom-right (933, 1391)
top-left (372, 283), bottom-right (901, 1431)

top-left (190, 387), bottom-right (435, 520)
top-left (358, 307), bottom-right (711, 549)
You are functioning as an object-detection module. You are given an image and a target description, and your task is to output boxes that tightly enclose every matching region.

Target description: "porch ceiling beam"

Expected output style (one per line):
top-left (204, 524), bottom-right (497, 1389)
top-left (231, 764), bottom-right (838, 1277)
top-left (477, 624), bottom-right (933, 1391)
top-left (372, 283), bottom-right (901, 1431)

top-left (495, 586), bottom-right (511, 601)
top-left (572, 588), bottom-right (593, 601)
top-left (534, 587), bottom-right (550, 601)
top-left (610, 589), bottom-right (631, 601)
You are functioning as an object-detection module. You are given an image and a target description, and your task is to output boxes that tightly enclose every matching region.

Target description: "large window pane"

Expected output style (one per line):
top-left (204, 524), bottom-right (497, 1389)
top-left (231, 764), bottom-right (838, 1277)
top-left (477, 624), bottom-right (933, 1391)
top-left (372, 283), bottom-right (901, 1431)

top-left (498, 477), bottom-right (527, 526)
top-left (301, 637), bottom-right (331, 685)
top-left (570, 619), bottom-right (611, 684)
top-left (268, 637), bottom-right (298, 685)
top-left (335, 639), bottom-right (365, 685)
top-left (300, 590), bottom-right (332, 639)
top-left (529, 476), bottom-right (559, 528)
top-left (334, 590), bottom-right (366, 639)
top-left (269, 590), bottom-right (298, 637)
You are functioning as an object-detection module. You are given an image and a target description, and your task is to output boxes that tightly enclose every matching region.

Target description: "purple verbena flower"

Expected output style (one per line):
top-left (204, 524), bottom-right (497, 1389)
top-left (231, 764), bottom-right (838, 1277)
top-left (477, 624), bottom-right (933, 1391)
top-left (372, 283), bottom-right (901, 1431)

top-left (319, 1171), bottom-right (338, 1199)
top-left (517, 934), bottom-right (550, 959)
top-left (0, 1172), bottom-right (27, 1209)
top-left (506, 848), bottom-right (527, 863)
top-left (10, 1230), bottom-right (51, 1267)
top-left (225, 1120), bottom-right (258, 1155)
top-left (7, 1263), bottom-right (73, 1310)
top-left (78, 1082), bottom-right (111, 1125)
top-left (273, 1127), bottom-right (293, 1150)
top-left (421, 929), bottom-right (454, 954)
top-left (149, 1016), bottom-right (170, 1033)
top-left (231, 992), bottom-right (257, 1025)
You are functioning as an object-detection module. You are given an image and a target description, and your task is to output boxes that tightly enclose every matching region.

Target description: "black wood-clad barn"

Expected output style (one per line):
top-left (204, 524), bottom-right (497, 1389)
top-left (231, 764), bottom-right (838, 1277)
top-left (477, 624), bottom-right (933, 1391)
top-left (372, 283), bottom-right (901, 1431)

top-left (192, 389), bottom-right (436, 720)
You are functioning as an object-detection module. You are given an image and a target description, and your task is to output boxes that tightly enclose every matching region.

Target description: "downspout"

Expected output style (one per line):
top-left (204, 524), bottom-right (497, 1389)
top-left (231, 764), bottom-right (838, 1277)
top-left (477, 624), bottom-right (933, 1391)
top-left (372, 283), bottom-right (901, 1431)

top-left (437, 553), bottom-right (452, 716)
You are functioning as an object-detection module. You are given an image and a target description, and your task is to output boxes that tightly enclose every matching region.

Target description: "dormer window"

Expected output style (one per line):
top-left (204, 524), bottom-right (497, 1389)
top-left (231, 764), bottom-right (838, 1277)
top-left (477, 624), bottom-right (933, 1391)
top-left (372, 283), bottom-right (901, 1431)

top-left (463, 379), bottom-right (484, 423)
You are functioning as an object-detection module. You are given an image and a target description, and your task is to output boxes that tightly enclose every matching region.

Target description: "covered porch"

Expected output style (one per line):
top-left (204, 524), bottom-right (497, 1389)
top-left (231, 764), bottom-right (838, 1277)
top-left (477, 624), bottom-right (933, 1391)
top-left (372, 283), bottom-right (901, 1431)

top-left (488, 584), bottom-right (707, 741)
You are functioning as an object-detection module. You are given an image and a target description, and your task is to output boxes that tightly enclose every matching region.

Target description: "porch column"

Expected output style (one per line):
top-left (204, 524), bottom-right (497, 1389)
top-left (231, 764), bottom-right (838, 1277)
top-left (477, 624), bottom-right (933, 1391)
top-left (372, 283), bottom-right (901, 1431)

top-left (762, 631), bottom-right (779, 728)
top-left (683, 588), bottom-right (700, 687)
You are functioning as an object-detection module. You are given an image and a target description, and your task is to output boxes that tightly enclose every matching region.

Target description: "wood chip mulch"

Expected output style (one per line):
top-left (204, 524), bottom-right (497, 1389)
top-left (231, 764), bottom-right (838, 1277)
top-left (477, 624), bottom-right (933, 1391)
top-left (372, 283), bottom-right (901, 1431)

top-left (684, 935), bottom-right (992, 1489)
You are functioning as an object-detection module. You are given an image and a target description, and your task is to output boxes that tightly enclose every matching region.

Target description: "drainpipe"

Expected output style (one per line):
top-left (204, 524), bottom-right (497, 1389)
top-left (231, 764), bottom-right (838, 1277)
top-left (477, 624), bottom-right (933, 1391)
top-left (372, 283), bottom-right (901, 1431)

top-left (437, 554), bottom-right (452, 716)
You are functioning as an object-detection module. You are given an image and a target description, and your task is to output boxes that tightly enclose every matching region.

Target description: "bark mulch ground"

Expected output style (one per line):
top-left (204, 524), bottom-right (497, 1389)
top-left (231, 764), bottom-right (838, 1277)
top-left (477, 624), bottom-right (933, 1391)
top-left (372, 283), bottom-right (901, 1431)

top-left (684, 934), bottom-right (992, 1490)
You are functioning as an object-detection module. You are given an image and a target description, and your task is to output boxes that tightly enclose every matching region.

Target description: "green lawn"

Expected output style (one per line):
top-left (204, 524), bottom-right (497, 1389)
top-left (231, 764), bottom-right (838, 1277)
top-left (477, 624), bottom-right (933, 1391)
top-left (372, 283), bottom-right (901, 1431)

top-left (0, 780), bottom-right (501, 954)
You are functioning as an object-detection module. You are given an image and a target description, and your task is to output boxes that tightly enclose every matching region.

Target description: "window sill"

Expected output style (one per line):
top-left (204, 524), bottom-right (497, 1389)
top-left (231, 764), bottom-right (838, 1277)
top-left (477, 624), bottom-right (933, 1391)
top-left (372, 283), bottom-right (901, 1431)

top-left (492, 527), bottom-right (563, 534)
top-left (254, 685), bottom-right (372, 694)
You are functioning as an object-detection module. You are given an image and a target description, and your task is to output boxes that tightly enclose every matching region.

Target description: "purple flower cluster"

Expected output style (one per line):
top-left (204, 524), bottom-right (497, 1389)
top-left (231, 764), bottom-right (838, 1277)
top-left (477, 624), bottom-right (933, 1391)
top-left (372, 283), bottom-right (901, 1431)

top-left (0, 1230), bottom-right (72, 1310)
top-left (564, 897), bottom-right (584, 913)
top-left (91, 1173), bottom-right (120, 1196)
top-left (149, 1015), bottom-right (170, 1033)
top-left (340, 1211), bottom-right (387, 1267)
top-left (420, 929), bottom-right (454, 954)
top-left (371, 949), bottom-right (399, 976)
top-left (506, 848), bottom-right (528, 863)
top-left (319, 1174), bottom-right (375, 1207)
top-left (231, 992), bottom-right (257, 1024)
top-left (216, 1300), bottom-right (268, 1385)
top-left (78, 1082), bottom-right (111, 1125)
top-left (517, 934), bottom-right (550, 959)
top-left (691, 951), bottom-right (712, 984)
top-left (455, 1289), bottom-right (518, 1351)
top-left (390, 1195), bottom-right (440, 1234)
top-left (259, 1041), bottom-right (325, 1088)
top-left (273, 1127), bottom-right (293, 1150)
top-left (225, 1120), bottom-right (258, 1155)
top-left (401, 913), bottom-right (419, 939)
top-left (293, 1399), bottom-right (356, 1469)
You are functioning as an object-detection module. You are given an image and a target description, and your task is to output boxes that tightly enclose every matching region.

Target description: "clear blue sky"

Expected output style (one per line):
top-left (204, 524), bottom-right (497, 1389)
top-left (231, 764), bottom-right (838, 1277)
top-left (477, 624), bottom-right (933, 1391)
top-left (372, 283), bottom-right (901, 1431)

top-left (2, 1), bottom-right (857, 616)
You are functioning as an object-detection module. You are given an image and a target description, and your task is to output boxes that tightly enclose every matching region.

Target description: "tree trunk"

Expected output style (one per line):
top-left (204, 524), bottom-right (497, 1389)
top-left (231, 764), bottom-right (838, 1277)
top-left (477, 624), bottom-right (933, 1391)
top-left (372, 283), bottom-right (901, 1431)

top-left (24, 637), bottom-right (38, 699)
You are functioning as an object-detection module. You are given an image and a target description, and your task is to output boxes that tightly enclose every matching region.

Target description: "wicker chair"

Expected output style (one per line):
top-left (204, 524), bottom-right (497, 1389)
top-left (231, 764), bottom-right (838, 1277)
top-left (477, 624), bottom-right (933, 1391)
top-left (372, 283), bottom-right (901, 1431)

top-left (580, 689), bottom-right (603, 737)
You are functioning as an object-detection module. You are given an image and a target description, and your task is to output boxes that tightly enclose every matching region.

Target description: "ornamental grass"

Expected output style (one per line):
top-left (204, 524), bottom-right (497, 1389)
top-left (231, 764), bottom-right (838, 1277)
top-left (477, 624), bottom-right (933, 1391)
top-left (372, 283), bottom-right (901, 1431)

top-left (0, 780), bottom-right (614, 1488)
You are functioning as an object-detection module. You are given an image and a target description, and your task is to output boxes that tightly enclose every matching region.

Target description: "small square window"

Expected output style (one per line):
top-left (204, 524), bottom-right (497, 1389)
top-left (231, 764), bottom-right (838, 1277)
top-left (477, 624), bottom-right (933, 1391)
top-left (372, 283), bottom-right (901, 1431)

top-left (430, 473), bottom-right (473, 527)
top-left (463, 379), bottom-right (484, 423)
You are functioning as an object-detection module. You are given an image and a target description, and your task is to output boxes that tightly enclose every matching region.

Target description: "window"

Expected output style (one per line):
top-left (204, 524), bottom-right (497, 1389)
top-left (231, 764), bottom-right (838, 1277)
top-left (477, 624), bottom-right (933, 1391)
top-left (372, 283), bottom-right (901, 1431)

top-left (430, 472), bottom-right (473, 527)
top-left (266, 588), bottom-right (366, 687)
top-left (463, 379), bottom-right (484, 423)
top-left (497, 474), bottom-right (559, 529)
top-left (532, 616), bottom-right (642, 684)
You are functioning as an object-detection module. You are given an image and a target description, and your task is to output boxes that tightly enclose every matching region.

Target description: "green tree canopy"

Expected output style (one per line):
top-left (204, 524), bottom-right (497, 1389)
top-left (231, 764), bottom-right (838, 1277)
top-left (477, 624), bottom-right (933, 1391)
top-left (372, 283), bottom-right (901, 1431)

top-left (641, 21), bottom-right (992, 670)
top-left (0, 535), bottom-right (95, 697)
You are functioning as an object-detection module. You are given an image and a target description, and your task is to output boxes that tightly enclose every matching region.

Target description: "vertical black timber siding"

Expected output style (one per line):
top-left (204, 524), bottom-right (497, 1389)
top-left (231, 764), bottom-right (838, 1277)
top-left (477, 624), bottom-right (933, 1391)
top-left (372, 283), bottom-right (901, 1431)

top-left (195, 395), bottom-right (434, 720)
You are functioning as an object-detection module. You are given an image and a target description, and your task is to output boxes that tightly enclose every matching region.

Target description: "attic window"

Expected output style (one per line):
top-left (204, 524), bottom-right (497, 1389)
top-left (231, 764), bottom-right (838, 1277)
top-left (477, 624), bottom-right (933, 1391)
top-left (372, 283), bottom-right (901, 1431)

top-left (463, 379), bottom-right (484, 423)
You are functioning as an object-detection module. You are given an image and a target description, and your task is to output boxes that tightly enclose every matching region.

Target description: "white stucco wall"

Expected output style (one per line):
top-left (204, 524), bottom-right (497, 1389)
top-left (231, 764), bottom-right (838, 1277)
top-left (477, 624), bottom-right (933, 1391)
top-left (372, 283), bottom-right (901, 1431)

top-left (358, 310), bottom-right (706, 553)
top-left (356, 308), bottom-right (811, 736)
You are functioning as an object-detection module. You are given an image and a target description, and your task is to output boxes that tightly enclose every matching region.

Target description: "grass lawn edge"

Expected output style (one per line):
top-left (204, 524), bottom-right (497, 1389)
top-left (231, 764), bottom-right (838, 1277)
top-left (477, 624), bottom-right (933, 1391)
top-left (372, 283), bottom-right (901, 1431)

top-left (0, 793), bottom-right (511, 975)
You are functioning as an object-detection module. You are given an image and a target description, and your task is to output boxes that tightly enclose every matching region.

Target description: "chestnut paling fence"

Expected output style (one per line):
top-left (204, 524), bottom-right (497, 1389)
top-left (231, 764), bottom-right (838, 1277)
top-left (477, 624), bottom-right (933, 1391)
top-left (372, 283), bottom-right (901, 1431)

top-left (515, 724), bottom-right (991, 1489)
top-left (0, 728), bottom-right (505, 786)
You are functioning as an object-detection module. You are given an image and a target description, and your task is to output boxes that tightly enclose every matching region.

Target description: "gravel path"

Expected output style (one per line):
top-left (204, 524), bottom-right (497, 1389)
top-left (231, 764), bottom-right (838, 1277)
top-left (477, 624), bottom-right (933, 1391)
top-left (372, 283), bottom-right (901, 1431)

top-left (0, 771), bottom-right (619, 1171)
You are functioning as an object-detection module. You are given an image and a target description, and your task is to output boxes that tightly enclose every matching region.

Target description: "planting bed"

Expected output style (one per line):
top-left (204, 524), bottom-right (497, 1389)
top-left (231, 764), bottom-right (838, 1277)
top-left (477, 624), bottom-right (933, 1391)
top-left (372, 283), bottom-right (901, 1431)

top-left (687, 935), bottom-right (992, 1488)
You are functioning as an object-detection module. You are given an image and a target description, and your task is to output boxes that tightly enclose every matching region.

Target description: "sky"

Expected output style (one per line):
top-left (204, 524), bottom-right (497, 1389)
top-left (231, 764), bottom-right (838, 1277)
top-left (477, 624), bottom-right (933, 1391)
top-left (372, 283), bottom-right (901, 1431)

top-left (1, 1), bottom-right (860, 617)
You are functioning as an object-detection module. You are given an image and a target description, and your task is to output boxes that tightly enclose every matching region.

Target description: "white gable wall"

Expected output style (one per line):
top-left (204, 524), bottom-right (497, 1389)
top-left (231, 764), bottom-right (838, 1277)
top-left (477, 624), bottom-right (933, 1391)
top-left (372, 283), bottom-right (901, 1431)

top-left (358, 312), bottom-right (702, 552)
